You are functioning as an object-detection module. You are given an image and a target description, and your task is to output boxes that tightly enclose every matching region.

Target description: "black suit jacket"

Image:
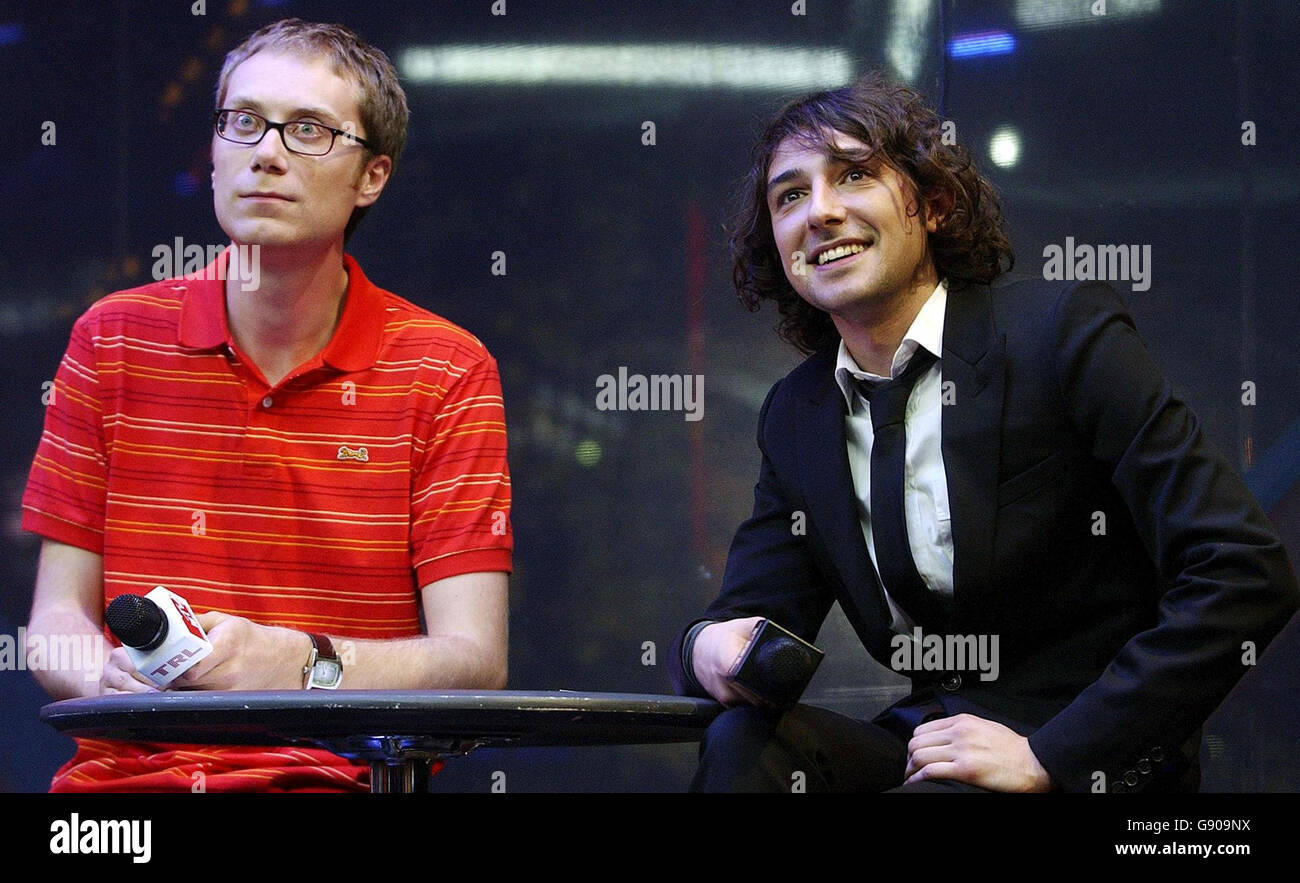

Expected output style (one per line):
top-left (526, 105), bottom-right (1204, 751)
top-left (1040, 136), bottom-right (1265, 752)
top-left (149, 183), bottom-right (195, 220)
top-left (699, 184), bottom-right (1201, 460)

top-left (670, 277), bottom-right (1299, 792)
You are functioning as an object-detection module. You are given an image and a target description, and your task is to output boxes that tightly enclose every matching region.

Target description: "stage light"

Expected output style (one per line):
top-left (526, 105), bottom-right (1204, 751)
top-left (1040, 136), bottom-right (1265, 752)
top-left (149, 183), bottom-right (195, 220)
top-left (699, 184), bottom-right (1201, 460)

top-left (1015, 0), bottom-right (1161, 31)
top-left (988, 126), bottom-right (1021, 168)
top-left (398, 44), bottom-right (852, 90)
top-left (885, 0), bottom-right (933, 81)
top-left (575, 439), bottom-right (603, 467)
top-left (947, 31), bottom-right (1016, 59)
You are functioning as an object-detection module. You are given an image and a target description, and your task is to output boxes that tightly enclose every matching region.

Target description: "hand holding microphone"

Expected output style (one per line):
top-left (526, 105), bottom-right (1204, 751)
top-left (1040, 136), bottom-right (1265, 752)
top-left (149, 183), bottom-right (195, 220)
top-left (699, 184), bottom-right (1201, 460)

top-left (105, 586), bottom-right (213, 688)
top-left (694, 616), bottom-right (824, 709)
top-left (726, 618), bottom-right (823, 710)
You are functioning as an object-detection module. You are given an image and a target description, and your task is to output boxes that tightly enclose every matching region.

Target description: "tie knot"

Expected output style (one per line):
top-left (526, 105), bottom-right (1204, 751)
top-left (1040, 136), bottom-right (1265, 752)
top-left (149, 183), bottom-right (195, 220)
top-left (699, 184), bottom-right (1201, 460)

top-left (854, 348), bottom-right (937, 430)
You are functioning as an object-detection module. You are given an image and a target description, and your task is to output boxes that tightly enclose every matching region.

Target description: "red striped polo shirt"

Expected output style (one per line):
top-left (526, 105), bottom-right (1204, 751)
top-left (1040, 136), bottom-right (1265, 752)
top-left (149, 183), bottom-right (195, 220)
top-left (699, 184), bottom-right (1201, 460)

top-left (22, 251), bottom-right (512, 792)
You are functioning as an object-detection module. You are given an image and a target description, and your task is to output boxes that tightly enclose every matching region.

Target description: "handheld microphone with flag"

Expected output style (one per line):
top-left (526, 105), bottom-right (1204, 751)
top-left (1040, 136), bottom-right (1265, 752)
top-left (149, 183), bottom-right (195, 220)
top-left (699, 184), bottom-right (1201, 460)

top-left (105, 586), bottom-right (212, 687)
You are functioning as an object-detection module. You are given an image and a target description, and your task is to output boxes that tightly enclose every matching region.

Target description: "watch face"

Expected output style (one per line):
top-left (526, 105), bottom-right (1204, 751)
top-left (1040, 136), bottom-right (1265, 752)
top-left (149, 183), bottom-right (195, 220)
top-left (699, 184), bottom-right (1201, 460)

top-left (311, 659), bottom-right (343, 689)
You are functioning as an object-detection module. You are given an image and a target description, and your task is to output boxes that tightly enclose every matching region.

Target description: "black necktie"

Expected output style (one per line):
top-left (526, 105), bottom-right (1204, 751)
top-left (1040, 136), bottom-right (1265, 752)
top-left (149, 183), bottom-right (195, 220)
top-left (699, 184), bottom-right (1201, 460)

top-left (853, 348), bottom-right (950, 632)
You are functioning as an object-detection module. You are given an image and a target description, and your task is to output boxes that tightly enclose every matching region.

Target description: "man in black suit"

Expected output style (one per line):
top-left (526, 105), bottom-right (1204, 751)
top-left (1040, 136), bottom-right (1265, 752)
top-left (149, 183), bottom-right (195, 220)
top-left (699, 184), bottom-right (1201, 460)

top-left (669, 74), bottom-right (1299, 793)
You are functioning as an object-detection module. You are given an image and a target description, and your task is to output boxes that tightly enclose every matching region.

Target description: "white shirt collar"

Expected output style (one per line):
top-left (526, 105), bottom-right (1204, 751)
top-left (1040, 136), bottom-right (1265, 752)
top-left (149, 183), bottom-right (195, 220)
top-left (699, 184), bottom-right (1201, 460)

top-left (834, 279), bottom-right (947, 410)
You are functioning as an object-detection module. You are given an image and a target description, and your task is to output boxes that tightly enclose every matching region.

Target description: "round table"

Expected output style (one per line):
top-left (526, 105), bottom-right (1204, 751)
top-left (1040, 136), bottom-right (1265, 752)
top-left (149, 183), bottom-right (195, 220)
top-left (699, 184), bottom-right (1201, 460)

top-left (40, 690), bottom-right (722, 792)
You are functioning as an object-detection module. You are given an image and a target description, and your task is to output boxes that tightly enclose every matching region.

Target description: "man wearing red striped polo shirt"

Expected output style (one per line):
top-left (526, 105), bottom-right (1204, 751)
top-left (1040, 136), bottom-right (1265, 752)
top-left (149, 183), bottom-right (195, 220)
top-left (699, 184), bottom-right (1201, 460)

top-left (21, 19), bottom-right (511, 791)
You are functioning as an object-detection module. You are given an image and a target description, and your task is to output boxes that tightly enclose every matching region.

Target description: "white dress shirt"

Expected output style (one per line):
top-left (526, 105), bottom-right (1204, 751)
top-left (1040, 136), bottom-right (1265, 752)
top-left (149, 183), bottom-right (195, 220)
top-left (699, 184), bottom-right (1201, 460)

top-left (833, 280), bottom-right (954, 632)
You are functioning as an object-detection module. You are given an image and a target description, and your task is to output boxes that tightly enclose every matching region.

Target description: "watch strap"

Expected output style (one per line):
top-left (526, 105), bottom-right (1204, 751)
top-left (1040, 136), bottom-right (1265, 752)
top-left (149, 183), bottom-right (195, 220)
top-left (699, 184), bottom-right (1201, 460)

top-left (308, 632), bottom-right (337, 664)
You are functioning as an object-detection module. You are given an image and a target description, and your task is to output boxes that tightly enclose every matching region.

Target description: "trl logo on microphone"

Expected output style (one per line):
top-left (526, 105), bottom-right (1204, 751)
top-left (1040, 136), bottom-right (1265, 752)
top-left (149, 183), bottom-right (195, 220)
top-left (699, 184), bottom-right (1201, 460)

top-left (149, 646), bottom-right (206, 680)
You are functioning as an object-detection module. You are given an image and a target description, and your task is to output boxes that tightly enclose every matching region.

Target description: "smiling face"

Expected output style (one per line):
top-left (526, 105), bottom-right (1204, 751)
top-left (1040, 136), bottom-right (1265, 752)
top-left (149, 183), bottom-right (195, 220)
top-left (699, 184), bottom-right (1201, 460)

top-left (212, 50), bottom-right (390, 253)
top-left (766, 131), bottom-right (939, 327)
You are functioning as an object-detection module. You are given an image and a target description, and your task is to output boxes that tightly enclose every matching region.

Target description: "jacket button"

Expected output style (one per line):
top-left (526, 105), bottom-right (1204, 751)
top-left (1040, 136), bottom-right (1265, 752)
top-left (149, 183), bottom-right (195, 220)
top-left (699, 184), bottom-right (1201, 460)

top-left (1137, 758), bottom-right (1152, 775)
top-left (940, 674), bottom-right (962, 691)
top-left (1124, 770), bottom-right (1140, 787)
top-left (1150, 746), bottom-right (1164, 763)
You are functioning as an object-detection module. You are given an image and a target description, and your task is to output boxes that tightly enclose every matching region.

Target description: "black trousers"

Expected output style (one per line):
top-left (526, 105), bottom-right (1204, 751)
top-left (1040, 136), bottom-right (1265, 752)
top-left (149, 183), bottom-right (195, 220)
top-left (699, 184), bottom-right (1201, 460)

top-left (691, 700), bottom-right (995, 793)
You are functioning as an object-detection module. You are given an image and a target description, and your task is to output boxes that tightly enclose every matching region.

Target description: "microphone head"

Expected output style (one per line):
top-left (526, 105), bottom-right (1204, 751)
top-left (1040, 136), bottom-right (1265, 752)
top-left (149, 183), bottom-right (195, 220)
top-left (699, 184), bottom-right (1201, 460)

top-left (105, 594), bottom-right (168, 650)
top-left (754, 637), bottom-right (815, 688)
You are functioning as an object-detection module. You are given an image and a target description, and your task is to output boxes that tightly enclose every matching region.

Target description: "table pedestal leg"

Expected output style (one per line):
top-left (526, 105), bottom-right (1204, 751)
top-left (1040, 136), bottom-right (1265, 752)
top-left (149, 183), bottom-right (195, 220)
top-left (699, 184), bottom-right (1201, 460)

top-left (369, 757), bottom-right (434, 793)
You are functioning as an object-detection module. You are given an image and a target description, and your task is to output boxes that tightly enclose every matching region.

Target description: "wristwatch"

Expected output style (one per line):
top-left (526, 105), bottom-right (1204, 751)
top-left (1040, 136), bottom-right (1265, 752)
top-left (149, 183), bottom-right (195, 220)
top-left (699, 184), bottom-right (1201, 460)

top-left (303, 633), bottom-right (343, 690)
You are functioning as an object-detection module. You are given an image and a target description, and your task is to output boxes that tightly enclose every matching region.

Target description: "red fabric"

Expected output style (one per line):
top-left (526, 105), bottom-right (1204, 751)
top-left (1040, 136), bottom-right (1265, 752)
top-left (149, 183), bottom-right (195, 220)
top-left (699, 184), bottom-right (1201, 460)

top-left (24, 252), bottom-right (511, 792)
top-left (51, 740), bottom-right (373, 793)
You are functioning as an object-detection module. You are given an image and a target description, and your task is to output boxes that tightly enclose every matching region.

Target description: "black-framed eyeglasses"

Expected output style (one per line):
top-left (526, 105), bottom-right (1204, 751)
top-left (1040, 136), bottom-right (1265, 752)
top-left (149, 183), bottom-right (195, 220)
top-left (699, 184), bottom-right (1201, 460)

top-left (213, 109), bottom-right (372, 156)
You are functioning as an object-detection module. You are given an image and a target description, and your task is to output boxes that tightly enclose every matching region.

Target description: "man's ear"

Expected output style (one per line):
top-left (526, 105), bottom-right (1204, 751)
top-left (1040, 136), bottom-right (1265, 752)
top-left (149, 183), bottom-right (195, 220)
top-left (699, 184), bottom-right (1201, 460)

top-left (353, 154), bottom-right (392, 209)
top-left (923, 186), bottom-right (955, 233)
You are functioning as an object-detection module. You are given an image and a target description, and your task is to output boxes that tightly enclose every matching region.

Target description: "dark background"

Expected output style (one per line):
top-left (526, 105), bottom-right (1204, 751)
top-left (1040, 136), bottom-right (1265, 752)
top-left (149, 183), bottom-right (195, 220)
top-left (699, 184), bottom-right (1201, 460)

top-left (0, 0), bottom-right (1296, 792)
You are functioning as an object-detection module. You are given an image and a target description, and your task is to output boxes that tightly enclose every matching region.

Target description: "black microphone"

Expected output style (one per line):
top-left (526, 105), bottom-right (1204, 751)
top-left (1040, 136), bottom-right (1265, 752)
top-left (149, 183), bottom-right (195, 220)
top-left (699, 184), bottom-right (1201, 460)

top-left (105, 594), bottom-right (169, 651)
top-left (755, 636), bottom-right (818, 689)
top-left (728, 619), bottom-right (824, 709)
top-left (105, 587), bottom-right (212, 687)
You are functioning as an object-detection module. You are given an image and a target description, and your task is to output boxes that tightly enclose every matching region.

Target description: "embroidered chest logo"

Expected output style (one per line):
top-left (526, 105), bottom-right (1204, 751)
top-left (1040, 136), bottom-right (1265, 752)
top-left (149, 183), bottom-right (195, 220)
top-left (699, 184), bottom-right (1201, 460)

top-left (337, 445), bottom-right (370, 462)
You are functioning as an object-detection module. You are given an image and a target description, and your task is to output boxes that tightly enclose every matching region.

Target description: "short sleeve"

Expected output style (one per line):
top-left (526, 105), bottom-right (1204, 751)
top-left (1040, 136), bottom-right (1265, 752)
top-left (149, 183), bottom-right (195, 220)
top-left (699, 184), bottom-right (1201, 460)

top-left (409, 351), bottom-right (513, 587)
top-left (22, 314), bottom-right (109, 552)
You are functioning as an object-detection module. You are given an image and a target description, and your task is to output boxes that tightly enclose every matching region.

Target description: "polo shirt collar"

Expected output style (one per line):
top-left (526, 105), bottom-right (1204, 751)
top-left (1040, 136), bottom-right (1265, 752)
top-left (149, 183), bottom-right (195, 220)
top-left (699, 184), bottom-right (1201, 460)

top-left (178, 249), bottom-right (384, 372)
top-left (323, 254), bottom-right (385, 372)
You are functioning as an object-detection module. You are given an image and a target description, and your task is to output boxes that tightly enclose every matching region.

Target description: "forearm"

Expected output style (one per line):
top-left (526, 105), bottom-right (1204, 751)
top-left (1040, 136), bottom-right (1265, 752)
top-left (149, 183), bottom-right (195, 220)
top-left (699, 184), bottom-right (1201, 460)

top-left (327, 633), bottom-right (507, 690)
top-left (180, 620), bottom-right (505, 691)
top-left (25, 605), bottom-right (112, 700)
top-left (181, 570), bottom-right (508, 691)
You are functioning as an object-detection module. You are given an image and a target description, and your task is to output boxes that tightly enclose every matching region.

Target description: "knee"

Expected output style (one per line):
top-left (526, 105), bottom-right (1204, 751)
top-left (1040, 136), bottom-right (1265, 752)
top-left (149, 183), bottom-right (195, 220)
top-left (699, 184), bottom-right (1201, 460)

top-left (700, 706), bottom-right (782, 757)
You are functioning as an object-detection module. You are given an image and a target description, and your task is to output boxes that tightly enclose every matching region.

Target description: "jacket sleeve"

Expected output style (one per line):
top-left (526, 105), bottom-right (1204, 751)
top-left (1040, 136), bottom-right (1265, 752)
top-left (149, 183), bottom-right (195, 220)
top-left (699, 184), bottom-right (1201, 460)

top-left (1027, 281), bottom-right (1300, 792)
top-left (668, 379), bottom-right (837, 697)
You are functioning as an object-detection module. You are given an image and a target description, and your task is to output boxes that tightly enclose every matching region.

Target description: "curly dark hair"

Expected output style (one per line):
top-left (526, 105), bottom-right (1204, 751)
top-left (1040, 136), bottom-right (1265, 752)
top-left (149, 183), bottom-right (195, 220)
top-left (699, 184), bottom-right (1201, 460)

top-left (729, 72), bottom-right (1014, 353)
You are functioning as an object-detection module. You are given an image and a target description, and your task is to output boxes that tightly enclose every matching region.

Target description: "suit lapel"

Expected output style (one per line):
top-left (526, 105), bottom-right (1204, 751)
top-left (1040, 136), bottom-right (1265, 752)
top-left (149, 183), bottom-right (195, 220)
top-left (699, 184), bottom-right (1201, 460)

top-left (796, 357), bottom-right (892, 628)
top-left (940, 283), bottom-right (1005, 627)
